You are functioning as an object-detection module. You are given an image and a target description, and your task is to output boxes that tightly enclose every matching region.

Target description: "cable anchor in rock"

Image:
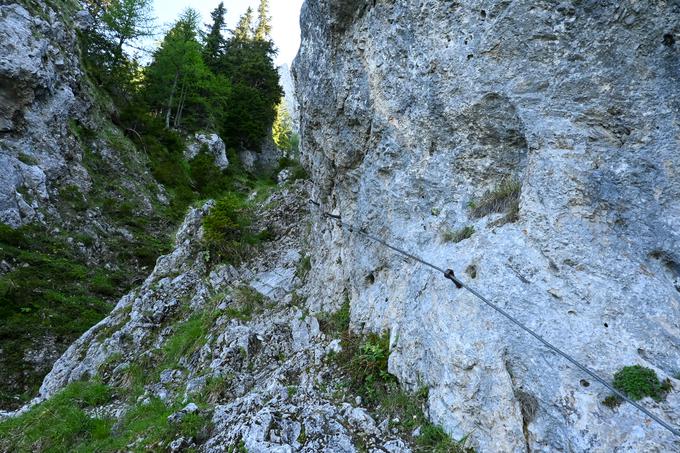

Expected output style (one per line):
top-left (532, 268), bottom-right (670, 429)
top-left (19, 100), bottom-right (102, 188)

top-left (444, 269), bottom-right (463, 289)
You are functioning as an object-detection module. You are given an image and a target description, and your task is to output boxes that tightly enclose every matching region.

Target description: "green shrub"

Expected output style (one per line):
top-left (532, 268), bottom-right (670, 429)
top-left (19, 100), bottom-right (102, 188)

top-left (469, 178), bottom-right (521, 222)
top-left (337, 331), bottom-right (396, 403)
top-left (189, 150), bottom-right (230, 197)
top-left (442, 226), bottom-right (475, 243)
top-left (612, 365), bottom-right (672, 401)
top-left (318, 298), bottom-right (351, 336)
top-left (203, 193), bottom-right (254, 263)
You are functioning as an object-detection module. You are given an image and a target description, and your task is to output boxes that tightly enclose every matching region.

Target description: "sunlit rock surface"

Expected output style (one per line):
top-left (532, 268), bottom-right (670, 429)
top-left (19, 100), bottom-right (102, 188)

top-left (294, 1), bottom-right (680, 451)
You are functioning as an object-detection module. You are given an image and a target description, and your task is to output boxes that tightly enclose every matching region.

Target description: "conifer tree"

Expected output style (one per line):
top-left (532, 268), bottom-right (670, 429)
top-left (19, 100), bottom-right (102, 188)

top-left (203, 2), bottom-right (227, 70)
top-left (102, 0), bottom-right (155, 62)
top-left (234, 7), bottom-right (254, 41)
top-left (255, 0), bottom-right (272, 41)
top-left (145, 8), bottom-right (225, 131)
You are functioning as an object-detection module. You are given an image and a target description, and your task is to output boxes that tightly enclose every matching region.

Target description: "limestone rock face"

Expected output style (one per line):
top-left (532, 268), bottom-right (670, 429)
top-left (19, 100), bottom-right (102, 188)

top-left (294, 1), bottom-right (680, 451)
top-left (0, 3), bottom-right (88, 226)
top-left (239, 135), bottom-right (282, 175)
top-left (0, 2), bottom-right (168, 409)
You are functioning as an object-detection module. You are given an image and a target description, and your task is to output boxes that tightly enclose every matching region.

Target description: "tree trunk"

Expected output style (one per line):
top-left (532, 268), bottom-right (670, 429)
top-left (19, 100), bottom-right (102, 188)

top-left (174, 81), bottom-right (188, 129)
top-left (165, 72), bottom-right (179, 129)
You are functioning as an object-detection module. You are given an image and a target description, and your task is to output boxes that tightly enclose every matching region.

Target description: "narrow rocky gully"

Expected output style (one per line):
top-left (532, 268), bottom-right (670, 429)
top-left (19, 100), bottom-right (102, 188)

top-left (17, 181), bottom-right (430, 452)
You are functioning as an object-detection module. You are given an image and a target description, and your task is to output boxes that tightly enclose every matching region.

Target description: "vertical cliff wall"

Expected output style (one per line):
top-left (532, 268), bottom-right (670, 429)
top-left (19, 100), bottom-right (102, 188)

top-left (294, 1), bottom-right (680, 451)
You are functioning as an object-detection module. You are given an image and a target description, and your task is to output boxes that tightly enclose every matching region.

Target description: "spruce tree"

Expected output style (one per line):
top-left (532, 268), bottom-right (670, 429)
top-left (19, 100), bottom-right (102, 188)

top-left (203, 2), bottom-right (227, 70)
top-left (255, 0), bottom-right (272, 41)
top-left (145, 8), bottom-right (220, 131)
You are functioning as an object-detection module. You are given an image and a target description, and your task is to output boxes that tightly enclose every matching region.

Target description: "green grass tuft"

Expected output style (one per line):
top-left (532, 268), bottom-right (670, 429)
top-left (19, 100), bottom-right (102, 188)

top-left (442, 226), bottom-right (475, 244)
top-left (469, 178), bottom-right (521, 222)
top-left (160, 316), bottom-right (209, 370)
top-left (318, 298), bottom-right (351, 336)
top-left (0, 380), bottom-right (113, 452)
top-left (0, 380), bottom-right (212, 452)
top-left (223, 286), bottom-right (268, 322)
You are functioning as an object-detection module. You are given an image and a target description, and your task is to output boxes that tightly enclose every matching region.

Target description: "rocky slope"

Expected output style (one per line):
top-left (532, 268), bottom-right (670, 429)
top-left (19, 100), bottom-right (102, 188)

top-left (0, 1), bottom-right (231, 410)
top-left (3, 182), bottom-right (431, 452)
top-left (294, 1), bottom-right (680, 451)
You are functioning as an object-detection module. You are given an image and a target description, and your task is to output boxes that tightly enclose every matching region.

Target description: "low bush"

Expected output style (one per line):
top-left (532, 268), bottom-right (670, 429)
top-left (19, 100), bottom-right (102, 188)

top-left (202, 193), bottom-right (271, 264)
top-left (189, 150), bottom-right (230, 197)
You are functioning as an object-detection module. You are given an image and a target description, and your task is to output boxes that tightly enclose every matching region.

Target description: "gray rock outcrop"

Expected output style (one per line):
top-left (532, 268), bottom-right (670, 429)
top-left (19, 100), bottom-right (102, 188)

top-left (0, 1), bottom-right (169, 409)
top-left (21, 182), bottom-right (415, 451)
top-left (185, 133), bottom-right (229, 170)
top-left (294, 1), bottom-right (680, 451)
top-left (239, 135), bottom-right (282, 175)
top-left (0, 2), bottom-right (88, 226)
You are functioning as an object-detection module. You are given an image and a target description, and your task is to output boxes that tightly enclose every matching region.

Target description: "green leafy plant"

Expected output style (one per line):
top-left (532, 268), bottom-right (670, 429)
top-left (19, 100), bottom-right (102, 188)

top-left (332, 330), bottom-right (471, 452)
top-left (203, 193), bottom-right (252, 263)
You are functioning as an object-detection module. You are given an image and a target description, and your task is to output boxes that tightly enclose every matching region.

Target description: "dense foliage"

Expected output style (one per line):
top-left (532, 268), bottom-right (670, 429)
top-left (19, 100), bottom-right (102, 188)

top-left (79, 0), bottom-right (286, 224)
top-left (82, 0), bottom-right (282, 150)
